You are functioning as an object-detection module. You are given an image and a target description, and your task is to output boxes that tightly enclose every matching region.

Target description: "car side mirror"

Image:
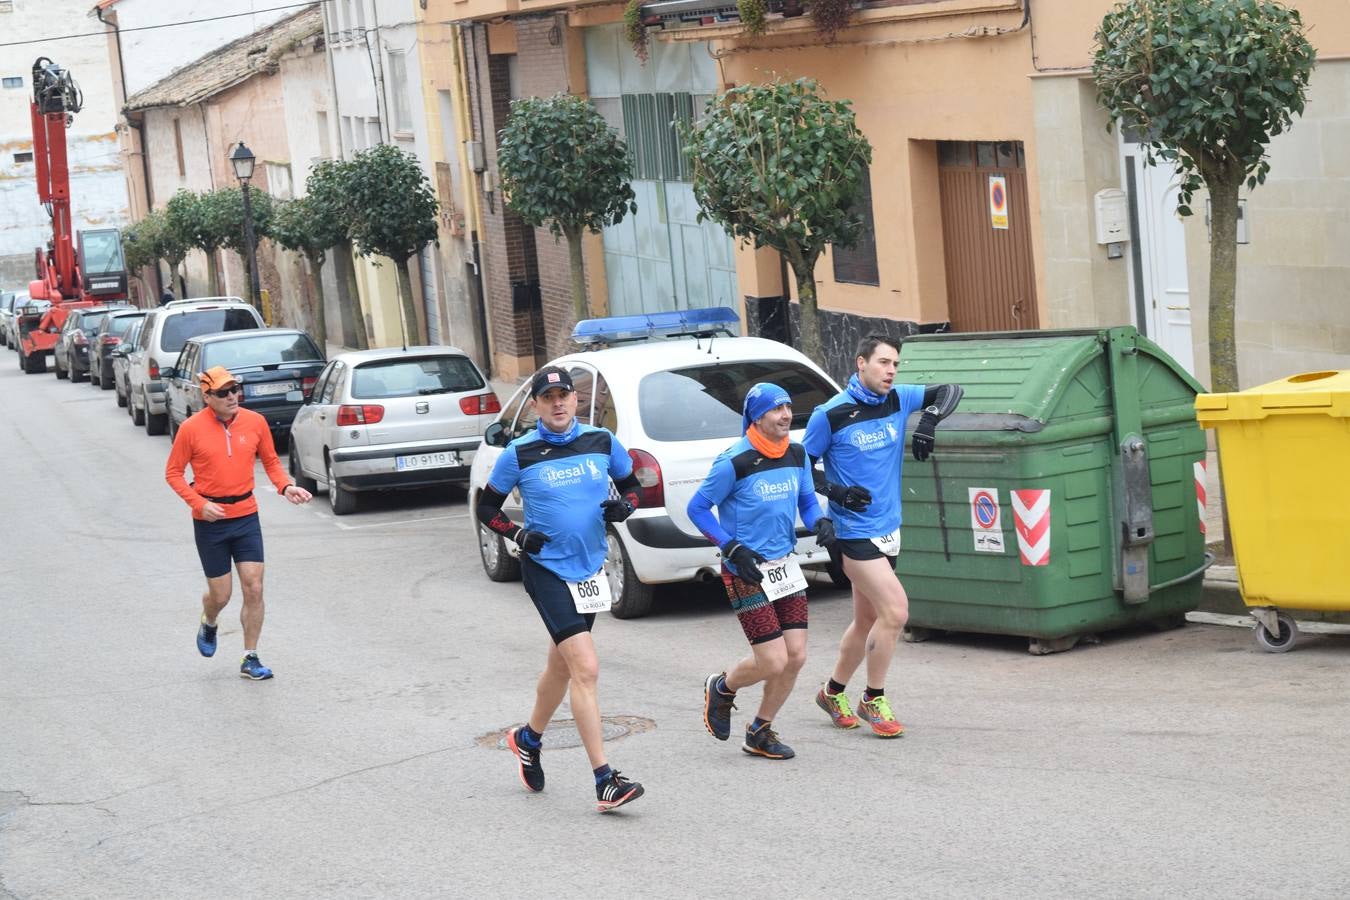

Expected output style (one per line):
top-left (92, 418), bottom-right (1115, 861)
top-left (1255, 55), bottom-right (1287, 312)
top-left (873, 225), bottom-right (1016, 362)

top-left (160, 367), bottom-right (177, 380)
top-left (484, 421), bottom-right (508, 447)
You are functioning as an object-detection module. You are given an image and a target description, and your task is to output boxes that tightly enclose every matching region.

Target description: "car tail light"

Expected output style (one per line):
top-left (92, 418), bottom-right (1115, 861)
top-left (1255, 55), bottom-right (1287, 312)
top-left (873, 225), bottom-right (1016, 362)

top-left (628, 449), bottom-right (664, 508)
top-left (73, 331), bottom-right (87, 345)
top-left (100, 335), bottom-right (120, 346)
top-left (301, 375), bottom-right (317, 398)
top-left (459, 392), bottom-right (502, 415)
top-left (337, 404), bottom-right (384, 426)
top-left (149, 360), bottom-right (159, 379)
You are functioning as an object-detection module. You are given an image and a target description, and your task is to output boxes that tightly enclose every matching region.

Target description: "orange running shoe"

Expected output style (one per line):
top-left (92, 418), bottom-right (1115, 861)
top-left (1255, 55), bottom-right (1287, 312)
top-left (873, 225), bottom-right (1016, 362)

top-left (856, 694), bottom-right (905, 738)
top-left (815, 687), bottom-right (860, 729)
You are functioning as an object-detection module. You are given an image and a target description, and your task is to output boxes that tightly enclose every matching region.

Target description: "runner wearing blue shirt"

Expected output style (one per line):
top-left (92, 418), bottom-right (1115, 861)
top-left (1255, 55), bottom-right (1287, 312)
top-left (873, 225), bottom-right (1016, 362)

top-left (688, 383), bottom-right (836, 760)
top-left (803, 335), bottom-right (963, 738)
top-left (475, 366), bottom-right (646, 813)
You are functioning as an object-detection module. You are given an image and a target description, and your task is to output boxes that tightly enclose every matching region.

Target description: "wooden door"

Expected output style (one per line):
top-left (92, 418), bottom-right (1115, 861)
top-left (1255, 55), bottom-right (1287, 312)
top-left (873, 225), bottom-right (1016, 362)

top-left (938, 141), bottom-right (1039, 332)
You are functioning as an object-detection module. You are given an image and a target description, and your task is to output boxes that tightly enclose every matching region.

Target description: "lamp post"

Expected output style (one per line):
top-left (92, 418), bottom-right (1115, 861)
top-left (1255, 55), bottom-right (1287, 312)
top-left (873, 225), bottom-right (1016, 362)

top-left (229, 141), bottom-right (261, 310)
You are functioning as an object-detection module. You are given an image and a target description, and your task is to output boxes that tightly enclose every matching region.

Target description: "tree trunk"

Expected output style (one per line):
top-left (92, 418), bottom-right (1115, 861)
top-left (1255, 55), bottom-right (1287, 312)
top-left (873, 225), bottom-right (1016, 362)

top-left (401, 256), bottom-right (426, 345)
top-left (394, 259), bottom-right (419, 347)
top-left (1205, 173), bottom-right (1241, 393)
top-left (305, 250), bottom-right (328, 356)
top-left (334, 241), bottom-right (369, 350)
top-left (785, 243), bottom-right (823, 364)
top-left (206, 251), bottom-right (219, 296)
top-left (564, 226), bottom-right (588, 324)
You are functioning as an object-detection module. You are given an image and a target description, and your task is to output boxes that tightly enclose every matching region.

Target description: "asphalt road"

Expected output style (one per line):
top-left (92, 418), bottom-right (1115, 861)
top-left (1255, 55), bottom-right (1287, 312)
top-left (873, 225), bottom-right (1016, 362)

top-left (3, 351), bottom-right (1350, 899)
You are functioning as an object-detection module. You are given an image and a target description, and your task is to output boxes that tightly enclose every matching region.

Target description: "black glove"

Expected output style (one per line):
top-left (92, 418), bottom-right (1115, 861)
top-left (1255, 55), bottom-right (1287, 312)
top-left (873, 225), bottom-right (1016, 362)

top-left (814, 517), bottom-right (837, 549)
top-left (826, 483), bottom-right (872, 512)
top-left (601, 498), bottom-right (635, 523)
top-left (514, 528), bottom-right (550, 554)
top-left (721, 540), bottom-right (767, 585)
top-left (911, 412), bottom-right (939, 462)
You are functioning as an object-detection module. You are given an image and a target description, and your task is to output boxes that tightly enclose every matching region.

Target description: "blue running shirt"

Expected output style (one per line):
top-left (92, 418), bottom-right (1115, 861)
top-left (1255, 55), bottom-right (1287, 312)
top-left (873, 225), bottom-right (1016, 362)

top-left (688, 437), bottom-right (822, 578)
top-left (802, 384), bottom-right (926, 540)
top-left (487, 425), bottom-right (633, 582)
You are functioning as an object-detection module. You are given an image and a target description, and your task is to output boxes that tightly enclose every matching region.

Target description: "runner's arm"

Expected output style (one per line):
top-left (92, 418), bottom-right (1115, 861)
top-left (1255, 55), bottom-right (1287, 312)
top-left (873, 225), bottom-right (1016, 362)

top-left (809, 455), bottom-right (872, 513)
top-left (920, 383), bottom-right (964, 420)
top-left (256, 421), bottom-right (292, 494)
top-left (164, 426), bottom-right (207, 514)
top-left (796, 452), bottom-right (822, 531)
top-left (475, 485), bottom-right (524, 541)
top-left (687, 456), bottom-right (734, 548)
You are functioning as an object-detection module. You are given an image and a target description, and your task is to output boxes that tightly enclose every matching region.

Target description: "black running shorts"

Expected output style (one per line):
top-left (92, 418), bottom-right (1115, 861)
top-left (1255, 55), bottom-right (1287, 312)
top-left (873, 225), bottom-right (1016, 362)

top-left (521, 554), bottom-right (596, 645)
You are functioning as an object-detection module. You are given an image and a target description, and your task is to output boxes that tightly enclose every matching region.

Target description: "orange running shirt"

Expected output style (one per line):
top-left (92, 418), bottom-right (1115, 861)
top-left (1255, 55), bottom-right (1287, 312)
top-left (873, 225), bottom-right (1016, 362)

top-left (165, 406), bottom-right (292, 520)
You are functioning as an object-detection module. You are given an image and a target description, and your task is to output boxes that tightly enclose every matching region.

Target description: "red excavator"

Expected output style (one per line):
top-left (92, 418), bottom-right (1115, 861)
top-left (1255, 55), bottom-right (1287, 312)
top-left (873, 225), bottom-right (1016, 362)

top-left (18, 57), bottom-right (130, 374)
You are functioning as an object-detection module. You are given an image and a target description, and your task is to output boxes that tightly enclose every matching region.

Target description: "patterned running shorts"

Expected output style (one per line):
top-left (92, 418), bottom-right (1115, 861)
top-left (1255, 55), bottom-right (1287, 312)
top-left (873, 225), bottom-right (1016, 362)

top-left (721, 565), bottom-right (808, 645)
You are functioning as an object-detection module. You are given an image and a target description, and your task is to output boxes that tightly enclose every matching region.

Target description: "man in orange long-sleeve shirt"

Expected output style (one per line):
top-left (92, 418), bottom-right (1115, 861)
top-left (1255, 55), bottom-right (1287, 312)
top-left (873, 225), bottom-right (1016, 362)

top-left (166, 366), bottom-right (313, 679)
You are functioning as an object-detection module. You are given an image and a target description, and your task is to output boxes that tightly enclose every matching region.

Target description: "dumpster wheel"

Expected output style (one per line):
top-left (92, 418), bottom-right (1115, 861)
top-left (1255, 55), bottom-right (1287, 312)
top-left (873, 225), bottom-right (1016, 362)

top-left (1253, 611), bottom-right (1299, 653)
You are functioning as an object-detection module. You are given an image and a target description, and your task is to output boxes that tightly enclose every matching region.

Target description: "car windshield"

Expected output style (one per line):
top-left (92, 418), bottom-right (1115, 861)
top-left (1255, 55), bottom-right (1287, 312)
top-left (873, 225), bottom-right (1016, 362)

top-left (159, 309), bottom-right (260, 352)
top-left (204, 333), bottom-right (322, 369)
top-left (637, 360), bottom-right (836, 441)
top-left (351, 355), bottom-right (484, 399)
top-left (81, 231), bottom-right (125, 275)
top-left (108, 314), bottom-right (145, 336)
top-left (80, 311), bottom-right (108, 332)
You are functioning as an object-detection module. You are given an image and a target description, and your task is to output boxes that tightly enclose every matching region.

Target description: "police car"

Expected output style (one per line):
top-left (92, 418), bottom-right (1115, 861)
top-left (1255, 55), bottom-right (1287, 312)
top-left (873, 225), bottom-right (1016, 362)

top-left (468, 308), bottom-right (841, 618)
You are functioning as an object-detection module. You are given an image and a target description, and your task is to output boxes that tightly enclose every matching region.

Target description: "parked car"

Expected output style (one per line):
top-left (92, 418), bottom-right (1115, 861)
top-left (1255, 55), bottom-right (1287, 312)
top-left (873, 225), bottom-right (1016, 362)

top-left (288, 346), bottom-right (498, 515)
top-left (53, 305), bottom-right (128, 382)
top-left (164, 327), bottom-right (325, 442)
top-left (1, 291), bottom-right (32, 350)
top-left (111, 317), bottom-right (144, 409)
top-left (87, 308), bottom-right (147, 389)
top-left (11, 298), bottom-right (49, 364)
top-left (127, 297), bottom-right (263, 435)
top-left (467, 307), bottom-right (841, 618)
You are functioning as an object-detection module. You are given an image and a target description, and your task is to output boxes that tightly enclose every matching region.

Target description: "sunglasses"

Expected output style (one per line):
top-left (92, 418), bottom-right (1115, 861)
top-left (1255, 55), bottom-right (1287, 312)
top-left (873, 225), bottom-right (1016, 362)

top-left (208, 384), bottom-right (243, 398)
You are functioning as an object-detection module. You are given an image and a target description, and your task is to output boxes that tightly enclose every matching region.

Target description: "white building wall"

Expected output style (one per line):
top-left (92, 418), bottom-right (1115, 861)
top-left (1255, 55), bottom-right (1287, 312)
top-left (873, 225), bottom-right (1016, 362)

top-left (0, 0), bottom-right (129, 286)
top-left (106, 0), bottom-right (300, 97)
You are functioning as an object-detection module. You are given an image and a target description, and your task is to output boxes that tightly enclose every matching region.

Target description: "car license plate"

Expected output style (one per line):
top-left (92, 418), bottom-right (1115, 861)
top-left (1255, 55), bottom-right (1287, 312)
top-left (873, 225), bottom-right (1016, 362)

top-left (396, 451), bottom-right (458, 471)
top-left (249, 382), bottom-right (294, 397)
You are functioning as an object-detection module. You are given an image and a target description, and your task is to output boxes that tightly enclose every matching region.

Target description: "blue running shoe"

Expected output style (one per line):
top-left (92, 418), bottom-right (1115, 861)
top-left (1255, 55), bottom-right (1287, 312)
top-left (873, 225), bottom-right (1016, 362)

top-left (239, 653), bottom-right (273, 680)
top-left (196, 616), bottom-right (218, 657)
top-left (703, 672), bottom-right (736, 741)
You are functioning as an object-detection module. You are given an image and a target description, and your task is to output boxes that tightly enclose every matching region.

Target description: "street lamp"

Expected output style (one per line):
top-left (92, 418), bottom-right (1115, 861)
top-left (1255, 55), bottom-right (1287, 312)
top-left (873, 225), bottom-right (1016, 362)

top-left (229, 141), bottom-right (261, 310)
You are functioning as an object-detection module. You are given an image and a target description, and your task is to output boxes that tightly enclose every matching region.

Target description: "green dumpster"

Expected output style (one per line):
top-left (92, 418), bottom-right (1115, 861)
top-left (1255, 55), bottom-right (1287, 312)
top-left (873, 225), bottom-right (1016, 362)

top-left (895, 326), bottom-right (1211, 654)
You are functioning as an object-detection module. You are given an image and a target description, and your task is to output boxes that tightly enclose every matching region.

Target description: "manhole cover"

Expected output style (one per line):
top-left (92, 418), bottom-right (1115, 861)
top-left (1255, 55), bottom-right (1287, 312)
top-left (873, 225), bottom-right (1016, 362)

top-left (477, 715), bottom-right (656, 750)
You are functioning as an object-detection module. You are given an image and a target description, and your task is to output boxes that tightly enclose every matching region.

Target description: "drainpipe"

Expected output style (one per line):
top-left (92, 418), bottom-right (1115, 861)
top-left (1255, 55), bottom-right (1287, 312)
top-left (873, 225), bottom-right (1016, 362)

top-left (367, 2), bottom-right (390, 143)
top-left (453, 23), bottom-right (493, 373)
top-left (97, 5), bottom-right (160, 298)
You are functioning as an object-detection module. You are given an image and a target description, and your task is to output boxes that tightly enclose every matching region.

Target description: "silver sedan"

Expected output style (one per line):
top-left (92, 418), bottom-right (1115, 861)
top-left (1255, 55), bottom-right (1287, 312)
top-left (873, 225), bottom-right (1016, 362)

top-left (287, 346), bottom-right (498, 515)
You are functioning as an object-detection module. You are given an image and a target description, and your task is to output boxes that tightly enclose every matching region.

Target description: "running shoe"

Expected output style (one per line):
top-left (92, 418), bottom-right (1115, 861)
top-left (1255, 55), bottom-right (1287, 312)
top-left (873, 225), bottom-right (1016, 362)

top-left (703, 672), bottom-right (736, 741)
top-left (505, 726), bottom-right (545, 793)
top-left (596, 770), bottom-right (644, 813)
top-left (196, 615), bottom-right (218, 658)
top-left (239, 653), bottom-right (274, 680)
top-left (742, 723), bottom-right (794, 760)
top-left (857, 694), bottom-right (904, 738)
top-left (814, 687), bottom-right (860, 729)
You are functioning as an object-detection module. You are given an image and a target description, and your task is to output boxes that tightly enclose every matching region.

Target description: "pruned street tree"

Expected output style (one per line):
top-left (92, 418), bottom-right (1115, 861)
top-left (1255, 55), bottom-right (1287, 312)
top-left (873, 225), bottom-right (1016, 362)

top-left (270, 195), bottom-right (334, 351)
top-left (306, 158), bottom-right (368, 349)
top-left (207, 185), bottom-right (275, 309)
top-left (682, 78), bottom-right (871, 364)
top-left (497, 92), bottom-right (637, 329)
top-left (344, 143), bottom-right (438, 345)
top-left (125, 207), bottom-right (189, 298)
top-left (164, 190), bottom-right (218, 294)
top-left (1093, 0), bottom-right (1315, 394)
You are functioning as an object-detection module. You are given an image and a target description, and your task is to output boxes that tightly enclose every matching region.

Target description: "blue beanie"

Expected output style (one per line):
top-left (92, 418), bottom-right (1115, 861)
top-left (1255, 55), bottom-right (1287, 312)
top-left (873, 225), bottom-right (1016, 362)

top-left (742, 382), bottom-right (793, 433)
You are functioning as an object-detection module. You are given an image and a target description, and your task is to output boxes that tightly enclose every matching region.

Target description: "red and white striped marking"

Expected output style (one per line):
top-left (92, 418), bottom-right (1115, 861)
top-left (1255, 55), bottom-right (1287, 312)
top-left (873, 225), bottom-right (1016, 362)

top-left (1012, 489), bottom-right (1051, 566)
top-left (1194, 460), bottom-right (1207, 535)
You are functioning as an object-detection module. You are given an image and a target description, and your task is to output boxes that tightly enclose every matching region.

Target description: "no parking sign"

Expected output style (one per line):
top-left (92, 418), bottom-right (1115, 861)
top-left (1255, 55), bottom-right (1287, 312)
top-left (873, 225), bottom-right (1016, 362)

top-left (968, 487), bottom-right (1005, 553)
top-left (989, 175), bottom-right (1009, 230)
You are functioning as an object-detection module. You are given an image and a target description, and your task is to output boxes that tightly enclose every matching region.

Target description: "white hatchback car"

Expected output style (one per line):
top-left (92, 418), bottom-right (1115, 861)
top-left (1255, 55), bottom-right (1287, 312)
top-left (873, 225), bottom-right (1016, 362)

top-left (468, 308), bottom-right (841, 619)
top-left (288, 346), bottom-right (498, 515)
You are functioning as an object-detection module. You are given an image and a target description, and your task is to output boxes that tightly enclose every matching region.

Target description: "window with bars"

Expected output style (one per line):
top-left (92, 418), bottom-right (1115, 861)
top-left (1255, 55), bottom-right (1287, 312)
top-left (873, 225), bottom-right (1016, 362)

top-left (832, 164), bottom-right (879, 286)
top-left (619, 92), bottom-right (709, 182)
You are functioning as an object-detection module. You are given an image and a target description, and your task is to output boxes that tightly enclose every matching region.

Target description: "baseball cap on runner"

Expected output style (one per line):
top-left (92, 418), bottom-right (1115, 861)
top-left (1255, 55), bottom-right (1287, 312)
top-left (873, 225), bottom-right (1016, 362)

top-left (530, 366), bottom-right (575, 398)
top-left (742, 382), bottom-right (792, 433)
top-left (199, 365), bottom-right (239, 393)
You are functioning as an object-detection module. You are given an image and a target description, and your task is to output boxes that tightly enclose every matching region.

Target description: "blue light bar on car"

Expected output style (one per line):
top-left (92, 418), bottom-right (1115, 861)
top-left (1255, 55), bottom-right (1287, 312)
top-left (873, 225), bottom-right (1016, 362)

top-left (572, 306), bottom-right (740, 345)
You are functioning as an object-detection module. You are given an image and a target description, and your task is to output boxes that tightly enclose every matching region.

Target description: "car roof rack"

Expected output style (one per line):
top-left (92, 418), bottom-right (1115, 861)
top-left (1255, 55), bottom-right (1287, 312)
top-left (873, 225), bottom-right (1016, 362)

top-left (164, 296), bottom-right (247, 307)
top-left (572, 306), bottom-right (740, 346)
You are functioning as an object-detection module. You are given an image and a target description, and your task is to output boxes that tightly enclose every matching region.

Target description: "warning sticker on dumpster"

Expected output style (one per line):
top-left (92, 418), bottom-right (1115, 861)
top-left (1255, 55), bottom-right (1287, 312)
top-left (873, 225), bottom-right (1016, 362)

top-left (968, 487), bottom-right (1005, 553)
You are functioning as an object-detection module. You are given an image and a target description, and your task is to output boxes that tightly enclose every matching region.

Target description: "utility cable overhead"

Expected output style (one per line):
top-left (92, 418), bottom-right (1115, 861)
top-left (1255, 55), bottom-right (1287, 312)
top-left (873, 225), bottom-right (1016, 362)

top-left (0, 0), bottom-right (334, 49)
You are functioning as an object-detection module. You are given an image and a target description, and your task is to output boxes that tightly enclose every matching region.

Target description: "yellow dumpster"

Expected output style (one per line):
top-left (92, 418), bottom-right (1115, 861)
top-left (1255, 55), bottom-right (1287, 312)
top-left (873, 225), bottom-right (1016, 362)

top-left (1195, 370), bottom-right (1350, 651)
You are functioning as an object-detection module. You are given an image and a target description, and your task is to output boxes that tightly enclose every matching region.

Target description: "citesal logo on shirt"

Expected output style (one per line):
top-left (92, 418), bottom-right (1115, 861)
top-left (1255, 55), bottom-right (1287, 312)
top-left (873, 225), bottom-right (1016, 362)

top-left (542, 457), bottom-right (603, 488)
top-left (850, 422), bottom-right (897, 451)
top-left (755, 477), bottom-right (796, 502)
